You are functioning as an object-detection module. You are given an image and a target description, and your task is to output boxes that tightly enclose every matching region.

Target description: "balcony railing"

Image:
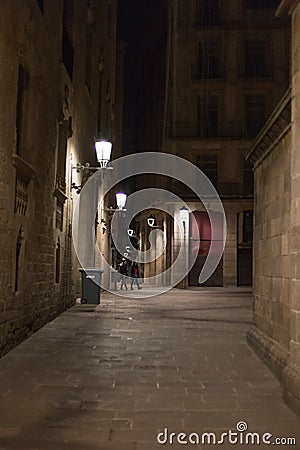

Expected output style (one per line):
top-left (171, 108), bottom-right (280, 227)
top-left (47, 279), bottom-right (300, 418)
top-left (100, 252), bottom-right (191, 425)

top-left (169, 121), bottom-right (258, 139)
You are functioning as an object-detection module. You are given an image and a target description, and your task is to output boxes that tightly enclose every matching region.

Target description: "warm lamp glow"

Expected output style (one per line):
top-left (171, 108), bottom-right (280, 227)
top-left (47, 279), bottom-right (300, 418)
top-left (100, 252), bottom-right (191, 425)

top-left (95, 139), bottom-right (112, 167)
top-left (116, 192), bottom-right (127, 210)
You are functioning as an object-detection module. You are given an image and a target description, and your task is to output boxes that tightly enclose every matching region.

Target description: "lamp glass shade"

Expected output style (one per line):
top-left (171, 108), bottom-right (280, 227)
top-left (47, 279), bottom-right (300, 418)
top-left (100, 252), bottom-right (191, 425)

top-left (179, 206), bottom-right (189, 222)
top-left (116, 192), bottom-right (127, 209)
top-left (95, 139), bottom-right (112, 164)
top-left (147, 216), bottom-right (155, 227)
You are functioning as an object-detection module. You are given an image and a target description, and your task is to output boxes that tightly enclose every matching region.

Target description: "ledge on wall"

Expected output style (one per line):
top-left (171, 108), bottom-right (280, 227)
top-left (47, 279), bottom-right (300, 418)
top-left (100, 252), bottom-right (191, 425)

top-left (245, 87), bottom-right (291, 169)
top-left (12, 154), bottom-right (37, 181)
top-left (246, 325), bottom-right (289, 382)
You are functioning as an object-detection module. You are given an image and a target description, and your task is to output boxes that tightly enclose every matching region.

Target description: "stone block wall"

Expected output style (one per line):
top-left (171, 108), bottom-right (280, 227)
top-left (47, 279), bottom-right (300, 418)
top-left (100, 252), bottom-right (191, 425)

top-left (246, 0), bottom-right (300, 415)
top-left (252, 133), bottom-right (291, 354)
top-left (283, 0), bottom-right (300, 414)
top-left (0, 0), bottom-right (118, 356)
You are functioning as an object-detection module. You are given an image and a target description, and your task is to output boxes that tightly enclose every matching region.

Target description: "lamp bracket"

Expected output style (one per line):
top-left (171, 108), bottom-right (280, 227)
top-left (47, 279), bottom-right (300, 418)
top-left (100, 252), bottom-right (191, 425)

top-left (105, 207), bottom-right (127, 213)
top-left (71, 182), bottom-right (82, 194)
top-left (72, 162), bottom-right (113, 173)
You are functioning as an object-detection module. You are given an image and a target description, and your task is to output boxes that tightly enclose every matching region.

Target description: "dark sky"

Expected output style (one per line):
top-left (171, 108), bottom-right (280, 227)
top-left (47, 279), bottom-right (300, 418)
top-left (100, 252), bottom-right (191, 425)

top-left (117, 0), bottom-right (168, 154)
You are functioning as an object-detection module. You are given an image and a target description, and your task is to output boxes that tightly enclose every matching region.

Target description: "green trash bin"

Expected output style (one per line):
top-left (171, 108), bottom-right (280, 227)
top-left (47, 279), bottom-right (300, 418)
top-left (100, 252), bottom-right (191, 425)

top-left (79, 268), bottom-right (103, 304)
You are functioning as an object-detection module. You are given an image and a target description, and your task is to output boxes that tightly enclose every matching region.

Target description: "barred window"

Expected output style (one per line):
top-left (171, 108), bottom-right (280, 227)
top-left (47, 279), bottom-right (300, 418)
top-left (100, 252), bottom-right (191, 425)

top-left (196, 154), bottom-right (218, 187)
top-left (245, 39), bottom-right (269, 78)
top-left (245, 95), bottom-right (265, 137)
top-left (197, 41), bottom-right (222, 79)
top-left (197, 96), bottom-right (219, 137)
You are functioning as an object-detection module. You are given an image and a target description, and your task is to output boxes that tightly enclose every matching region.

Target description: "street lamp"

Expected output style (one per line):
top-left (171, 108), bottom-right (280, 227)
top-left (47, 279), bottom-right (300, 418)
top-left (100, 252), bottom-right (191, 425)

top-left (147, 215), bottom-right (164, 230)
top-left (147, 215), bottom-right (155, 227)
top-left (105, 192), bottom-right (127, 213)
top-left (95, 139), bottom-right (112, 168)
top-left (179, 206), bottom-right (189, 239)
top-left (71, 137), bottom-right (113, 192)
top-left (116, 192), bottom-right (127, 210)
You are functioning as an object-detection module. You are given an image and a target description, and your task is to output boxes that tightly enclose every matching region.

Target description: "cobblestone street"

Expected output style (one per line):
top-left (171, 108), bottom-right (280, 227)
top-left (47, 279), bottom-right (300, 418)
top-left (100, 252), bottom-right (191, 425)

top-left (0, 288), bottom-right (299, 450)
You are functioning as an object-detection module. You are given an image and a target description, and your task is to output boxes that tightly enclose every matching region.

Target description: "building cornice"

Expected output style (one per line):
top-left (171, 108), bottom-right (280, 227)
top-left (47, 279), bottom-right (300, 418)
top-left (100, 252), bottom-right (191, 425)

top-left (245, 87), bottom-right (291, 169)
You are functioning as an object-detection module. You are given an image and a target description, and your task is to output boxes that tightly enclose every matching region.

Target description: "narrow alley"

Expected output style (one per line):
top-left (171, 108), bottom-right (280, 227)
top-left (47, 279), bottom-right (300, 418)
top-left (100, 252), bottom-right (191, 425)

top-left (0, 288), bottom-right (298, 450)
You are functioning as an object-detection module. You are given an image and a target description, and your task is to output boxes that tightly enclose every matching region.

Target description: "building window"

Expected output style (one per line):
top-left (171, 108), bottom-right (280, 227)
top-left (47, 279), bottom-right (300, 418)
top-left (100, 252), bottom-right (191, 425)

top-left (15, 174), bottom-right (29, 216)
top-left (85, 23), bottom-right (94, 92)
top-left (245, 95), bottom-right (265, 137)
top-left (97, 48), bottom-right (104, 134)
top-left (15, 227), bottom-right (24, 292)
top-left (244, 160), bottom-right (254, 195)
top-left (55, 239), bottom-right (61, 284)
top-left (197, 0), bottom-right (220, 27)
top-left (55, 117), bottom-right (71, 195)
top-left (245, 39), bottom-right (269, 78)
top-left (16, 65), bottom-right (28, 156)
top-left (36, 0), bottom-right (44, 13)
top-left (56, 199), bottom-right (64, 231)
top-left (245, 0), bottom-right (278, 9)
top-left (197, 96), bottom-right (219, 137)
top-left (196, 155), bottom-right (218, 187)
top-left (97, 73), bottom-right (103, 134)
top-left (62, 0), bottom-right (74, 80)
top-left (196, 41), bottom-right (222, 79)
top-left (238, 210), bottom-right (253, 245)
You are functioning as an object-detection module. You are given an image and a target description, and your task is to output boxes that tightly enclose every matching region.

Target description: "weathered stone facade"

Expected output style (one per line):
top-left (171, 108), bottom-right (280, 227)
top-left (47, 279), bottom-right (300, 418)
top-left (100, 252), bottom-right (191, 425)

top-left (161, 0), bottom-right (290, 287)
top-left (0, 0), bottom-right (119, 356)
top-left (246, 89), bottom-right (292, 375)
top-left (246, 0), bottom-right (300, 415)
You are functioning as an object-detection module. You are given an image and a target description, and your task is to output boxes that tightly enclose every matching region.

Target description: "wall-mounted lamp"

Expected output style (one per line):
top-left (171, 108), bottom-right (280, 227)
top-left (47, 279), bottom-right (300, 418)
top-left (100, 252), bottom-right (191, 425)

top-left (116, 192), bottom-right (127, 210)
top-left (127, 229), bottom-right (139, 239)
top-left (71, 137), bottom-right (113, 193)
top-left (95, 139), bottom-right (112, 168)
top-left (179, 206), bottom-right (189, 239)
top-left (147, 215), bottom-right (164, 231)
top-left (105, 192), bottom-right (127, 213)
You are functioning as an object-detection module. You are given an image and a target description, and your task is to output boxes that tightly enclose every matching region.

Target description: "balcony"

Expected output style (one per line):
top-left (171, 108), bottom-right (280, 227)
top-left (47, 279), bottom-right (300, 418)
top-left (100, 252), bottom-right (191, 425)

top-left (169, 121), bottom-right (256, 139)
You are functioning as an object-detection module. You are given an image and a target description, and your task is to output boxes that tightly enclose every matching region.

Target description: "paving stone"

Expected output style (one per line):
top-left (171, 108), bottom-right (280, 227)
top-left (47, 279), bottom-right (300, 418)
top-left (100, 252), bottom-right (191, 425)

top-left (0, 288), bottom-right (299, 449)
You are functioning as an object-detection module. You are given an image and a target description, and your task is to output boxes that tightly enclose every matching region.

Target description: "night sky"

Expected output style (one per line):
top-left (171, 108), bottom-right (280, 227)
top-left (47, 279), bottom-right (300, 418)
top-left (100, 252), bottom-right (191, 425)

top-left (117, 0), bottom-right (168, 154)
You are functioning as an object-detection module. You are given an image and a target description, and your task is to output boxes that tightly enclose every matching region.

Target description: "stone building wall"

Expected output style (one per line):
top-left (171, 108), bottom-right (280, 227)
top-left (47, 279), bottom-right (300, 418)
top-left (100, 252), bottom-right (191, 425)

top-left (282, 0), bottom-right (300, 414)
top-left (248, 131), bottom-right (292, 359)
top-left (246, 83), bottom-right (292, 387)
top-left (0, 0), bottom-right (118, 356)
top-left (246, 0), bottom-right (300, 412)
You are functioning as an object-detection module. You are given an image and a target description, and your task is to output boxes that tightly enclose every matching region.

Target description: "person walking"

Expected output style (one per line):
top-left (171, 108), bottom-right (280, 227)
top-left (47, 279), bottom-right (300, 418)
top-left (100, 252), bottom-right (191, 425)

top-left (119, 258), bottom-right (128, 290)
top-left (130, 261), bottom-right (142, 290)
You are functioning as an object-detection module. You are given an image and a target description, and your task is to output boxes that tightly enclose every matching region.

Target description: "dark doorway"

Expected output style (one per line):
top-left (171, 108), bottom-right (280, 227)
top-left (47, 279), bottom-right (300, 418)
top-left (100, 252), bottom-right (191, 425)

top-left (237, 210), bottom-right (253, 286)
top-left (188, 211), bottom-right (223, 286)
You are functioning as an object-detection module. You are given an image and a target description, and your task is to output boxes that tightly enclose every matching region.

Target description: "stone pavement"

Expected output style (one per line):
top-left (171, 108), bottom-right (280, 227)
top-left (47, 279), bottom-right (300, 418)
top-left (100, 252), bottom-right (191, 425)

top-left (0, 288), bottom-right (299, 450)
